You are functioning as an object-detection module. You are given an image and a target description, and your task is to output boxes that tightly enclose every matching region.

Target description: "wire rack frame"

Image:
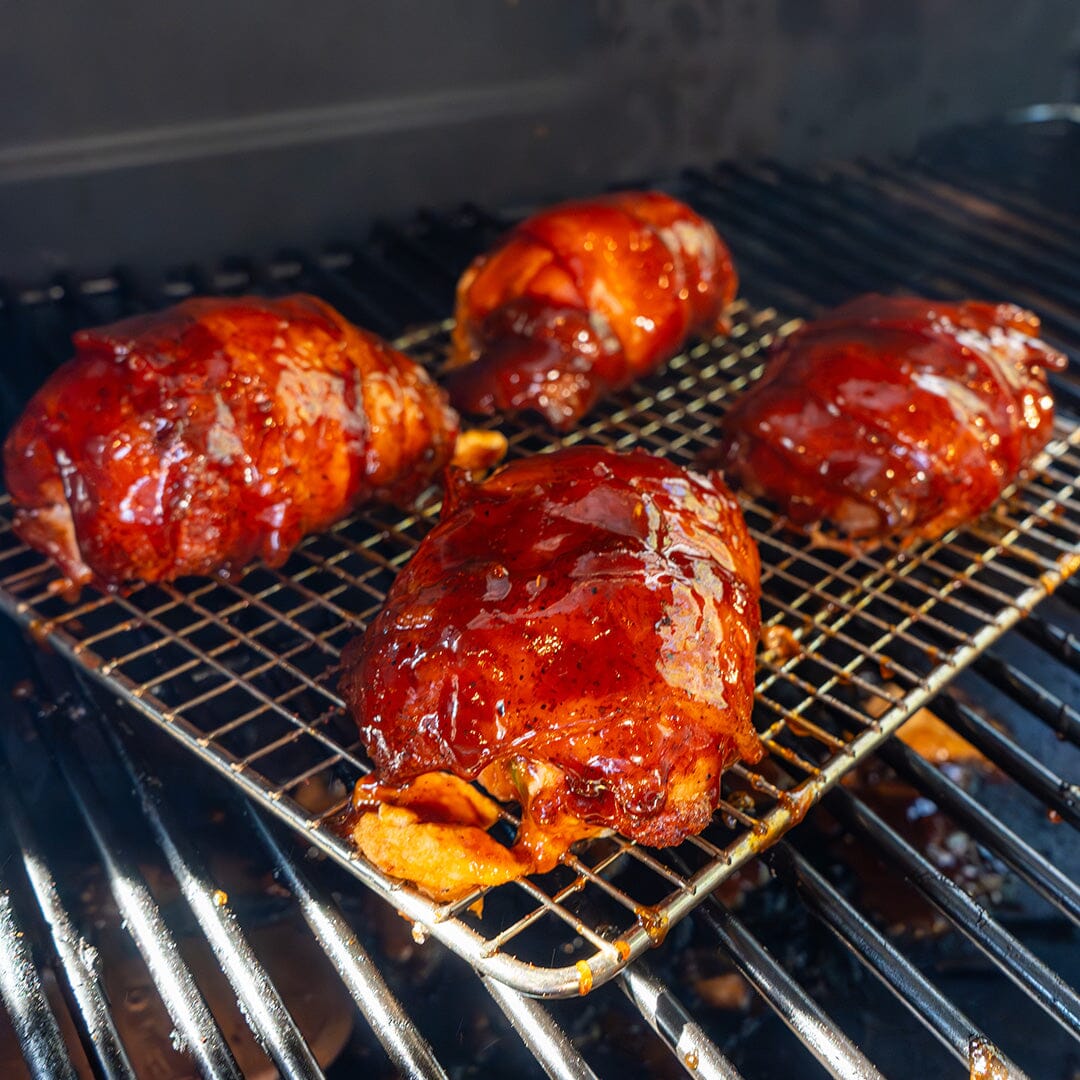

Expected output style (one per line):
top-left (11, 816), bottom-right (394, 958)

top-left (0, 301), bottom-right (1078, 998)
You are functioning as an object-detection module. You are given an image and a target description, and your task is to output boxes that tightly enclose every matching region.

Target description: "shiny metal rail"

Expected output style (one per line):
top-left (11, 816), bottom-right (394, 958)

top-left (693, 894), bottom-right (885, 1080)
top-left (482, 979), bottom-right (601, 1080)
top-left (99, 724), bottom-right (326, 1080)
top-left (0, 884), bottom-right (78, 1080)
top-left (618, 963), bottom-right (745, 1080)
top-left (829, 785), bottom-right (1080, 1041)
top-left (247, 807), bottom-right (450, 1080)
top-left (770, 844), bottom-right (1028, 1079)
top-left (877, 734), bottom-right (1080, 924)
top-left (44, 721), bottom-right (245, 1080)
top-left (0, 771), bottom-right (136, 1080)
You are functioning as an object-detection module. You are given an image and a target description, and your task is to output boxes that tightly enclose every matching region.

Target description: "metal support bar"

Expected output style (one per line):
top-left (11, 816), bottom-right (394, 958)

top-left (0, 768), bottom-right (135, 1080)
top-left (618, 961), bottom-right (745, 1080)
top-left (772, 843), bottom-right (1029, 1079)
top-left (829, 787), bottom-right (1080, 1041)
top-left (247, 806), bottom-right (450, 1080)
top-left (682, 870), bottom-right (886, 1080)
top-left (933, 693), bottom-right (1080, 829)
top-left (0, 887), bottom-right (77, 1080)
top-left (101, 721), bottom-right (325, 1080)
top-left (42, 721), bottom-right (243, 1080)
top-left (481, 977), bottom-right (600, 1080)
top-left (877, 737), bottom-right (1080, 925)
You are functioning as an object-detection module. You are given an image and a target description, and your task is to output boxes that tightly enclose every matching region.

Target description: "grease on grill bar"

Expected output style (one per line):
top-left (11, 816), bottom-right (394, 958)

top-left (1, 293), bottom-right (1077, 998)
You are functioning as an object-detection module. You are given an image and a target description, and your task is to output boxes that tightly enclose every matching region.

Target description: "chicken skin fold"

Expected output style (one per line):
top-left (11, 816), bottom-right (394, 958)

top-left (341, 446), bottom-right (763, 898)
top-left (710, 295), bottom-right (1065, 541)
top-left (447, 191), bottom-right (737, 429)
top-left (3, 294), bottom-right (461, 588)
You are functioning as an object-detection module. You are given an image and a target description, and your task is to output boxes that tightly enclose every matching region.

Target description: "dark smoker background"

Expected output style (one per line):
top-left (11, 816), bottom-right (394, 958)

top-left (0, 0), bottom-right (1078, 280)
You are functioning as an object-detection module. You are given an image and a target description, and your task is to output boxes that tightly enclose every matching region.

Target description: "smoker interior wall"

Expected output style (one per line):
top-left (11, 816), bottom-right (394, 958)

top-left (1, 0), bottom-right (1078, 280)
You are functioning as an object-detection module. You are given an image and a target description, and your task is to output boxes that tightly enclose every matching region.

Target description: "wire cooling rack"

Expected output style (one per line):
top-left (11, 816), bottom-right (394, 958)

top-left (1, 301), bottom-right (1078, 998)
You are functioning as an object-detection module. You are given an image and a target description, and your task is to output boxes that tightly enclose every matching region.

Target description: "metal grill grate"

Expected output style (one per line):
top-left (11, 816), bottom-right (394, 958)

top-left (1, 296), bottom-right (1076, 997)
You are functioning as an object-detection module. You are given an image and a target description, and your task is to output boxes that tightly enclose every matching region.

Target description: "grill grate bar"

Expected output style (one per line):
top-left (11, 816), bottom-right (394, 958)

top-left (41, 717), bottom-right (245, 1080)
top-left (686, 881), bottom-right (886, 1080)
top-left (825, 160), bottom-right (1080, 325)
top-left (1016, 610), bottom-right (1080, 671)
top-left (0, 770), bottom-right (135, 1080)
top-left (618, 962), bottom-right (745, 1080)
top-left (932, 693), bottom-right (1080, 829)
top-left (0, 884), bottom-right (77, 1080)
top-left (246, 807), bottom-right (450, 1080)
top-left (877, 736), bottom-right (1080, 925)
top-left (772, 843), bottom-right (1029, 1079)
top-left (972, 652), bottom-right (1080, 746)
top-left (481, 979), bottom-right (600, 1080)
top-left (99, 720), bottom-right (327, 1080)
top-left (829, 786), bottom-right (1080, 1040)
top-left (722, 160), bottom-right (1080, 343)
top-left (868, 159), bottom-right (1080, 279)
top-left (908, 158), bottom-right (1080, 246)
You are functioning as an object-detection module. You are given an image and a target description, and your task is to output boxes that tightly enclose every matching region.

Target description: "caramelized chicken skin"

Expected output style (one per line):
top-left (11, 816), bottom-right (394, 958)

top-left (710, 295), bottom-right (1065, 541)
top-left (447, 191), bottom-right (737, 429)
top-left (341, 446), bottom-right (763, 898)
top-left (3, 295), bottom-right (462, 588)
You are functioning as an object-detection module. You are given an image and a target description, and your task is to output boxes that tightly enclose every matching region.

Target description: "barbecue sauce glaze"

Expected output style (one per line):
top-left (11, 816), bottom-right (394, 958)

top-left (448, 191), bottom-right (738, 429)
top-left (341, 447), bottom-right (763, 897)
top-left (711, 295), bottom-right (1066, 541)
top-left (3, 295), bottom-right (460, 588)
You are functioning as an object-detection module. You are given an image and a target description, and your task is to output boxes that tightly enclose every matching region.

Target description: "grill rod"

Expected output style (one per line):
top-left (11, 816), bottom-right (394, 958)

top-left (0, 884), bottom-right (77, 1080)
top-left (930, 694), bottom-right (1080, 829)
top-left (98, 721), bottom-right (327, 1080)
top-left (769, 843), bottom-right (1028, 1079)
top-left (246, 808), bottom-right (451, 1080)
top-left (712, 161), bottom-right (1080, 338)
top-left (848, 158), bottom-right (1080, 321)
top-left (43, 718), bottom-right (245, 1079)
top-left (481, 978), bottom-right (601, 1080)
top-left (667, 851), bottom-right (886, 1080)
top-left (973, 652), bottom-right (1080, 746)
top-left (877, 736), bottom-right (1080, 924)
top-left (0, 769), bottom-right (135, 1079)
top-left (871, 157), bottom-right (1079, 268)
top-left (829, 785), bottom-right (1080, 1040)
top-left (618, 962), bottom-right (745, 1080)
top-left (704, 159), bottom-right (1080, 369)
top-left (1016, 609), bottom-right (1080, 671)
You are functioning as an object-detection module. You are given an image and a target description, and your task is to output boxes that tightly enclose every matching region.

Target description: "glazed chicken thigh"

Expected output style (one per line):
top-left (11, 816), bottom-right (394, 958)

top-left (3, 294), bottom-right (464, 588)
top-left (341, 446), bottom-right (763, 899)
top-left (710, 295), bottom-right (1065, 541)
top-left (447, 191), bottom-right (738, 429)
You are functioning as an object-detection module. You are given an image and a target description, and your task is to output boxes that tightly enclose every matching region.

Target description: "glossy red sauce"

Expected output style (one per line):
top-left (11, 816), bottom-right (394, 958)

top-left (3, 294), bottom-right (459, 587)
top-left (448, 191), bottom-right (738, 430)
top-left (711, 295), bottom-right (1066, 540)
top-left (342, 446), bottom-right (763, 849)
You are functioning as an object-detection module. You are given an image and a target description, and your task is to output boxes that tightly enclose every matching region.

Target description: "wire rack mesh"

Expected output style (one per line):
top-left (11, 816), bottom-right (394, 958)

top-left (0, 298), bottom-right (1077, 998)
